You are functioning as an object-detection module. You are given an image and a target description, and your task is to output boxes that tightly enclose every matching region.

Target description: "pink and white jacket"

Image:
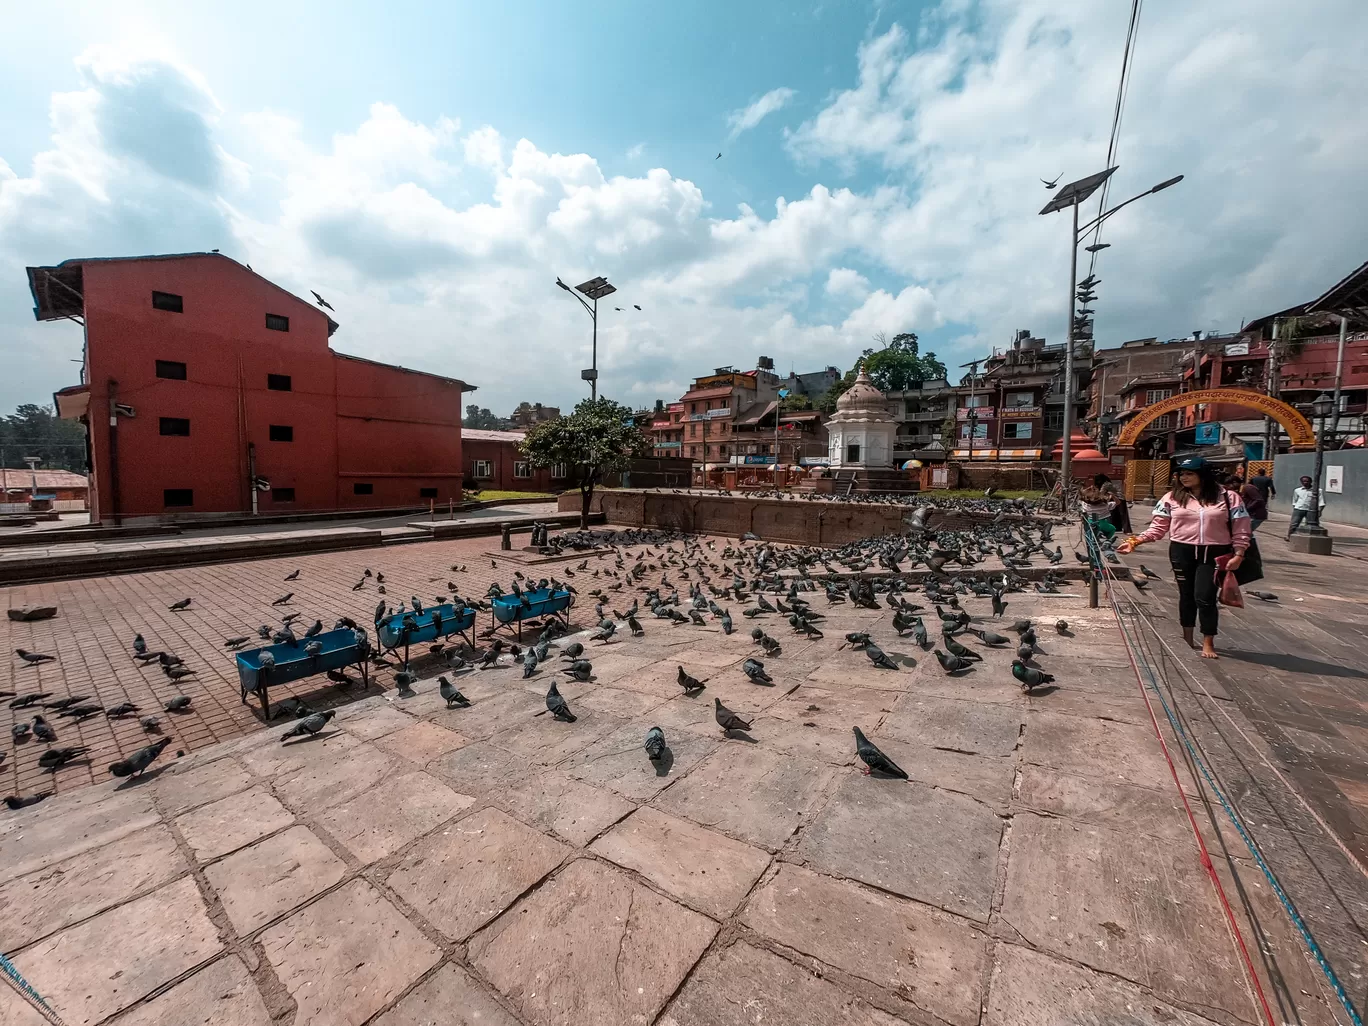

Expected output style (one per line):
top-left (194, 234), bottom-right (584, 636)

top-left (1136, 490), bottom-right (1252, 552)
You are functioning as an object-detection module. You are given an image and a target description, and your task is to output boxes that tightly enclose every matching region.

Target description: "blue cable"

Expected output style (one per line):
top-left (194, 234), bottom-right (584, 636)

top-left (1081, 521), bottom-right (1364, 1025)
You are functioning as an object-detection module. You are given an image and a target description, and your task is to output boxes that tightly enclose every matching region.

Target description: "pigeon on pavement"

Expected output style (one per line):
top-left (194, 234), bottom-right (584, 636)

top-left (281, 710), bottom-right (336, 741)
top-left (546, 681), bottom-right (576, 722)
top-left (644, 726), bottom-right (666, 761)
top-left (853, 726), bottom-right (907, 779)
top-left (109, 737), bottom-right (172, 778)
top-left (714, 697), bottom-right (752, 734)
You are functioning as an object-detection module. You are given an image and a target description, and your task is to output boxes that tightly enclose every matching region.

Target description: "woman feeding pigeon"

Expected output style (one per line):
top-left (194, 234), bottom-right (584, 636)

top-left (1116, 456), bottom-right (1250, 660)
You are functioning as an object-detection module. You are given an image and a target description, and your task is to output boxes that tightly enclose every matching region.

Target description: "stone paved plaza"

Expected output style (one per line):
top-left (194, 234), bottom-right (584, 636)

top-left (3, 522), bottom-right (1362, 1026)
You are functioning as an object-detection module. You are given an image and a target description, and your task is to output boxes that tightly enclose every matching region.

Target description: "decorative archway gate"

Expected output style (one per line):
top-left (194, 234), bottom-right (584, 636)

top-left (1116, 388), bottom-right (1315, 449)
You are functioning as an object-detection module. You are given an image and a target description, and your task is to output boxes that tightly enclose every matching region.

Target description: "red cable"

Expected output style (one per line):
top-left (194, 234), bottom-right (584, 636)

top-left (1101, 570), bottom-right (1278, 1026)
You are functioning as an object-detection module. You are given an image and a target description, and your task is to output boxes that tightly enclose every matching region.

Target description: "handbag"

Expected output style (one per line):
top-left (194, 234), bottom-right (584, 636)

top-left (1222, 492), bottom-right (1264, 584)
top-left (1215, 556), bottom-right (1245, 607)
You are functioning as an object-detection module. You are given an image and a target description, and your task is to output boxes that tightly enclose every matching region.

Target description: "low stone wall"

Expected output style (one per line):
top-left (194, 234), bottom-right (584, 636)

top-left (584, 489), bottom-right (1051, 545)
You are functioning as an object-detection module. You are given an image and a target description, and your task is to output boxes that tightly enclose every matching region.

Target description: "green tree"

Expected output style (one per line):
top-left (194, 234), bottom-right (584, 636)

top-left (777, 392), bottom-right (812, 412)
top-left (519, 397), bottom-right (650, 528)
top-left (464, 404), bottom-right (507, 430)
top-left (0, 404), bottom-right (87, 473)
top-left (815, 332), bottom-right (946, 413)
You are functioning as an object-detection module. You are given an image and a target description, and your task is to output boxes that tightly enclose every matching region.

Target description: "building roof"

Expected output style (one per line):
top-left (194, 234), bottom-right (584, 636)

top-left (26, 253), bottom-right (343, 337)
top-left (333, 352), bottom-right (472, 392)
top-left (733, 401), bottom-right (777, 427)
top-left (462, 429), bottom-right (527, 443)
top-left (0, 468), bottom-right (88, 491)
top-left (1306, 258), bottom-right (1368, 321)
top-left (678, 386), bottom-right (736, 402)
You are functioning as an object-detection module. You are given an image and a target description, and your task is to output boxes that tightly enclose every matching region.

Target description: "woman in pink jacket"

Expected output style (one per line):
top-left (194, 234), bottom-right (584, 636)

top-left (1117, 456), bottom-right (1251, 659)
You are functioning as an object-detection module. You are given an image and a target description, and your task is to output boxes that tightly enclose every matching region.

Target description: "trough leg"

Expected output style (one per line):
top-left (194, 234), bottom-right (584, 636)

top-left (258, 682), bottom-right (271, 721)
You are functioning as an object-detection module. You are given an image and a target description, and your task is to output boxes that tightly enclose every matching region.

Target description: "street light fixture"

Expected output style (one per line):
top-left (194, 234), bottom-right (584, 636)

top-left (1039, 167), bottom-right (1184, 489)
top-left (555, 275), bottom-right (617, 400)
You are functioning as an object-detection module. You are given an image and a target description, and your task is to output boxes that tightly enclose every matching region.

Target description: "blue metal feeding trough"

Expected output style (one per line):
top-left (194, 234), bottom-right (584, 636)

top-left (490, 587), bottom-right (574, 639)
top-left (235, 627), bottom-right (371, 719)
top-left (377, 603), bottom-right (476, 656)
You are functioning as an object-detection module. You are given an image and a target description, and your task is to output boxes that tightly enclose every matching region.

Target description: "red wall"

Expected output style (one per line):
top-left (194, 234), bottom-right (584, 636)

top-left (74, 255), bottom-right (464, 522)
top-left (462, 438), bottom-right (560, 492)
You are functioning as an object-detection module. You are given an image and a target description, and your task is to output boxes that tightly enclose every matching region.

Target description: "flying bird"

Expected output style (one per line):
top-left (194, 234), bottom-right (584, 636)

top-left (310, 290), bottom-right (335, 311)
top-left (633, 304), bottom-right (641, 311)
top-left (1041, 173), bottom-right (1062, 189)
top-left (715, 152), bottom-right (722, 160)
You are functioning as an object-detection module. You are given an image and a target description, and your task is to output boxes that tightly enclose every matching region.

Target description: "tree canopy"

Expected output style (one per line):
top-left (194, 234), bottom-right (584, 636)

top-left (519, 397), bottom-right (650, 527)
top-left (0, 405), bottom-right (86, 473)
top-left (814, 331), bottom-right (946, 413)
top-left (464, 404), bottom-right (508, 430)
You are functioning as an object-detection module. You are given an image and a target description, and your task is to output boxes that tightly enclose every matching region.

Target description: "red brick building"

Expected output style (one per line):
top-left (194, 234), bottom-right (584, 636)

top-left (0, 468), bottom-right (89, 511)
top-left (461, 429), bottom-right (564, 492)
top-left (28, 253), bottom-right (471, 524)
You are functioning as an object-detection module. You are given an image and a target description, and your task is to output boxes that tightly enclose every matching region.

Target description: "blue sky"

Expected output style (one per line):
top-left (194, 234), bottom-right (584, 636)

top-left (3, 0), bottom-right (1365, 418)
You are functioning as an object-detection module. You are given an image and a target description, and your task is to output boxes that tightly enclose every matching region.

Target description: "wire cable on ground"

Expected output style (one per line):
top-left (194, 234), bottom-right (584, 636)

top-left (1083, 522), bottom-right (1363, 1025)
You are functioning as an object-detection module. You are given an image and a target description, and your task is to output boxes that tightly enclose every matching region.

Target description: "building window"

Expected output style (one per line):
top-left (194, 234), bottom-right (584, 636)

top-left (689, 446), bottom-right (697, 457)
top-left (960, 423), bottom-right (989, 440)
top-left (1145, 388), bottom-right (1174, 405)
top-left (963, 394), bottom-right (990, 408)
top-left (846, 443), bottom-right (861, 463)
top-left (265, 313), bottom-right (290, 332)
top-left (159, 417), bottom-right (190, 436)
top-left (420, 487), bottom-right (438, 498)
top-left (152, 291), bottom-right (183, 313)
top-left (155, 360), bottom-right (187, 380)
top-left (473, 460), bottom-right (493, 479)
top-left (720, 445), bottom-right (728, 456)
top-left (163, 488), bottom-right (193, 507)
top-left (267, 374), bottom-right (292, 391)
top-left (1044, 409), bottom-right (1064, 430)
top-left (268, 425), bottom-right (294, 442)
top-left (1003, 422), bottom-right (1033, 439)
top-left (353, 482), bottom-right (374, 495)
top-left (1151, 414), bottom-right (1173, 430)
top-left (271, 487), bottom-right (295, 503)
top-left (551, 463), bottom-right (568, 479)
top-left (513, 461), bottom-right (531, 479)
top-left (1005, 391), bottom-right (1034, 408)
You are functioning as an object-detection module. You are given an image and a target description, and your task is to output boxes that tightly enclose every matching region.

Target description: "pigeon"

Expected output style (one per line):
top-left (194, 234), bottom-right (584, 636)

top-left (644, 726), bottom-right (666, 761)
top-left (563, 659), bottom-right (593, 682)
top-left (943, 635), bottom-right (981, 661)
top-left (281, 709), bottom-right (336, 741)
top-left (522, 651), bottom-right (540, 679)
top-left (720, 609), bottom-right (733, 635)
top-left (38, 746), bottom-right (89, 770)
top-left (132, 634), bottom-right (147, 655)
top-left (32, 715), bottom-right (57, 742)
top-left (304, 619), bottom-right (324, 638)
top-left (223, 636), bottom-right (249, 649)
top-left (742, 658), bottom-right (772, 685)
top-left (934, 648), bottom-right (971, 673)
top-left (109, 737), bottom-right (173, 778)
top-left (164, 666), bottom-right (196, 681)
top-left (1247, 590), bottom-right (1279, 602)
top-left (310, 289), bottom-right (335, 310)
top-left (969, 628), bottom-right (1009, 646)
top-left (5, 792), bottom-right (52, 810)
top-left (164, 696), bottom-right (192, 712)
top-left (15, 649), bottom-right (56, 665)
top-left (864, 643), bottom-right (899, 670)
top-left (159, 652), bottom-right (184, 668)
top-left (439, 676), bottom-right (470, 708)
top-left (303, 640), bottom-right (323, 658)
top-left (1054, 620), bottom-right (1069, 634)
top-left (714, 697), bottom-right (752, 733)
top-left (12, 722), bottom-right (31, 741)
top-left (592, 620), bottom-right (617, 643)
top-left (10, 693), bottom-right (52, 709)
top-left (853, 726), bottom-right (908, 779)
top-left (43, 695), bottom-right (90, 710)
top-left (140, 716), bottom-right (162, 733)
top-left (168, 598), bottom-right (192, 611)
top-left (284, 569), bottom-right (301, 581)
top-left (1012, 660), bottom-right (1055, 692)
top-left (1140, 565), bottom-right (1162, 580)
top-left (677, 666), bottom-right (705, 692)
top-left (273, 698), bottom-right (312, 720)
top-left (546, 682), bottom-right (576, 722)
top-left (1041, 172), bottom-right (1063, 188)
top-left (560, 642), bottom-right (584, 660)
top-left (59, 704), bottom-right (102, 720)
top-left (272, 593), bottom-right (293, 606)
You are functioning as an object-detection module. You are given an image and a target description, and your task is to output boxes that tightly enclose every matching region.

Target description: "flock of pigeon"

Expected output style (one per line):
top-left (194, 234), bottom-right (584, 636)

top-left (5, 499), bottom-right (1078, 807)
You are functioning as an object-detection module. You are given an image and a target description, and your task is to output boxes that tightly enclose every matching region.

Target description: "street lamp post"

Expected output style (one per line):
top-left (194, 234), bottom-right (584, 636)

top-left (1040, 168), bottom-right (1183, 487)
top-left (556, 276), bottom-right (617, 400)
top-left (1307, 391), bottom-right (1334, 537)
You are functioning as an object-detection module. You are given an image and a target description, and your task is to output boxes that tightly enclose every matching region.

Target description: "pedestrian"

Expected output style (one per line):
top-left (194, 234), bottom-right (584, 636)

top-left (1078, 484), bottom-right (1117, 538)
top-left (1287, 475), bottom-right (1324, 537)
top-left (1094, 472), bottom-right (1131, 534)
top-left (1225, 473), bottom-right (1267, 532)
top-left (1248, 467), bottom-right (1276, 507)
top-left (1117, 456), bottom-right (1251, 660)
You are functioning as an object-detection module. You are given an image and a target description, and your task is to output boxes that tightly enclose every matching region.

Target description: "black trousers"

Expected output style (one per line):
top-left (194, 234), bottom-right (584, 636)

top-left (1169, 542), bottom-right (1231, 637)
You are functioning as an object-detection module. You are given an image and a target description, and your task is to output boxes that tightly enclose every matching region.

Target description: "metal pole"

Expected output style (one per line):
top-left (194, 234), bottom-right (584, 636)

top-left (590, 298), bottom-right (598, 400)
top-left (107, 379), bottom-right (121, 527)
top-left (1060, 197), bottom-right (1079, 488)
top-left (1329, 315), bottom-right (1347, 446)
top-left (1310, 407), bottom-right (1326, 531)
top-left (1264, 320), bottom-right (1280, 459)
top-left (248, 443), bottom-right (258, 516)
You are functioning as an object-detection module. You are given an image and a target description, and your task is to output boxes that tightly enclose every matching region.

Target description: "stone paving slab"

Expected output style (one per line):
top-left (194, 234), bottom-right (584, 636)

top-left (259, 879), bottom-right (442, 1026)
top-left (372, 963), bottom-right (522, 1026)
top-left (112, 955), bottom-right (273, 1026)
top-left (203, 824), bottom-right (348, 935)
top-left (468, 858), bottom-right (718, 1026)
top-left (175, 787), bottom-right (294, 861)
top-left (317, 769), bottom-right (475, 863)
top-left (12, 876), bottom-right (222, 1025)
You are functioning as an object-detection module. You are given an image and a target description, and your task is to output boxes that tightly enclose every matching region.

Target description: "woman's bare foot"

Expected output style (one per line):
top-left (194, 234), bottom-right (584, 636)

top-left (1201, 636), bottom-right (1219, 659)
top-left (1183, 628), bottom-right (1200, 651)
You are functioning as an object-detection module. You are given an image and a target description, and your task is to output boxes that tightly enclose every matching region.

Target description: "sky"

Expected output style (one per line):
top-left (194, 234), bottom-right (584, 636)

top-left (2, 0), bottom-right (1365, 419)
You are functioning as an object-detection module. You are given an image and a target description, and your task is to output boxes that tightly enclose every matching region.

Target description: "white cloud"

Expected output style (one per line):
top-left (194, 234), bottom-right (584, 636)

top-left (625, 142), bottom-right (645, 160)
top-left (825, 267), bottom-right (870, 300)
top-left (726, 87), bottom-right (796, 140)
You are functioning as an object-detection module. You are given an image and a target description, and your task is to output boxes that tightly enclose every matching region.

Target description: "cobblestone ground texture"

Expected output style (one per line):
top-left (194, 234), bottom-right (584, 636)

top-left (1, 518), bottom-right (1366, 1025)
